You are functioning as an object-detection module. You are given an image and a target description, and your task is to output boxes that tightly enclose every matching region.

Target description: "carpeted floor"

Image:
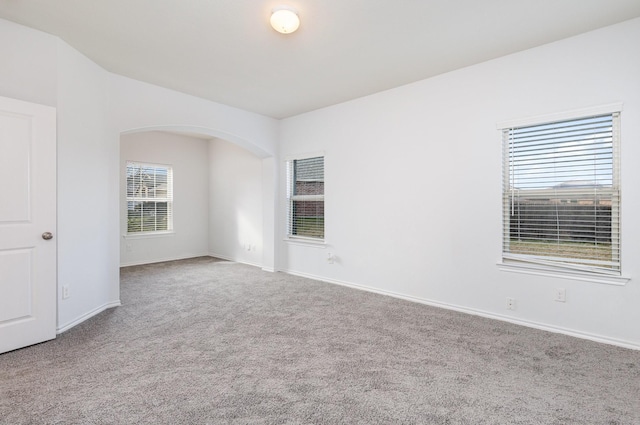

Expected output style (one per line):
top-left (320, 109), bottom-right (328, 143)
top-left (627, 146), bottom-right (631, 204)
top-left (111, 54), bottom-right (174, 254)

top-left (1, 257), bottom-right (639, 424)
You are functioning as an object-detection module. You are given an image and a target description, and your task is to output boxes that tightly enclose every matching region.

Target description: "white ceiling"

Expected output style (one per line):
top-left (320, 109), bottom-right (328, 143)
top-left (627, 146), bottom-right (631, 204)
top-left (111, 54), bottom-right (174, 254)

top-left (1, 0), bottom-right (640, 119)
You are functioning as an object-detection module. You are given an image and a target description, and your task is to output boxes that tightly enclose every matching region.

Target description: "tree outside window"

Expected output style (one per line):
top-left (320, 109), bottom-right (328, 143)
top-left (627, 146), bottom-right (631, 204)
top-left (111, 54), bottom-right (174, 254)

top-left (126, 162), bottom-right (173, 234)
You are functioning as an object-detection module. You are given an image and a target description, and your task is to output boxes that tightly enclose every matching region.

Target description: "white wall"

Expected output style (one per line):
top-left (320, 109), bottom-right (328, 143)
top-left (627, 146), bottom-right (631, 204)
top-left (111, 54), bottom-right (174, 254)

top-left (0, 18), bottom-right (121, 332)
top-left (6, 13), bottom-right (638, 347)
top-left (1, 17), bottom-right (278, 333)
top-left (208, 138), bottom-right (264, 266)
top-left (120, 131), bottom-right (210, 266)
top-left (0, 19), bottom-right (57, 107)
top-left (56, 40), bottom-right (120, 331)
top-left (110, 75), bottom-right (278, 158)
top-left (110, 75), bottom-right (279, 270)
top-left (279, 18), bottom-right (640, 348)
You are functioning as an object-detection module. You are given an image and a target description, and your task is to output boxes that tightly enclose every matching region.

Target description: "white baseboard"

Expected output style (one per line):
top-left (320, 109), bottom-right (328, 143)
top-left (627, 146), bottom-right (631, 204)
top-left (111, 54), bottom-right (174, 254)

top-left (280, 268), bottom-right (640, 351)
top-left (208, 252), bottom-right (262, 269)
top-left (122, 253), bottom-right (265, 270)
top-left (120, 253), bottom-right (210, 268)
top-left (56, 300), bottom-right (121, 334)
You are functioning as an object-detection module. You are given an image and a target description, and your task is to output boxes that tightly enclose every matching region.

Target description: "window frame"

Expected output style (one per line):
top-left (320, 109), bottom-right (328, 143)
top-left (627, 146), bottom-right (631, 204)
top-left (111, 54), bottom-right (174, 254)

top-left (285, 153), bottom-right (325, 243)
top-left (496, 104), bottom-right (627, 283)
top-left (125, 161), bottom-right (174, 236)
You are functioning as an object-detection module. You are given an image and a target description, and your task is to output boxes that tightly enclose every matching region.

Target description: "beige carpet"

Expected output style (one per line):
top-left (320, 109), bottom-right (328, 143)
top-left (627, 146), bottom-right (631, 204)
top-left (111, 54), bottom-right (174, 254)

top-left (1, 257), bottom-right (639, 424)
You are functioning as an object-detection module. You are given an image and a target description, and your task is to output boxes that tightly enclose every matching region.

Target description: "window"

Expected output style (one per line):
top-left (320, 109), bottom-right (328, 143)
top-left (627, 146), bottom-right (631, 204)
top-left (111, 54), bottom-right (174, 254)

top-left (286, 156), bottom-right (324, 240)
top-left (501, 112), bottom-right (620, 275)
top-left (126, 162), bottom-right (173, 234)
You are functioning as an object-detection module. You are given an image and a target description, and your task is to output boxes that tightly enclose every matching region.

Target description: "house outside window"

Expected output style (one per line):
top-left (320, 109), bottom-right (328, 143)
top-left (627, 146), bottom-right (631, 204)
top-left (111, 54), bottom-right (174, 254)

top-left (286, 156), bottom-right (324, 240)
top-left (126, 162), bottom-right (173, 234)
top-left (501, 110), bottom-right (621, 276)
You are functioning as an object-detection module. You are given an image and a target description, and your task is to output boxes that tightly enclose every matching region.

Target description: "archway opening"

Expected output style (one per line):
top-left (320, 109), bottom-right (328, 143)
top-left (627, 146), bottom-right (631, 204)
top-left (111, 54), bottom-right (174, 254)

top-left (119, 128), bottom-right (273, 271)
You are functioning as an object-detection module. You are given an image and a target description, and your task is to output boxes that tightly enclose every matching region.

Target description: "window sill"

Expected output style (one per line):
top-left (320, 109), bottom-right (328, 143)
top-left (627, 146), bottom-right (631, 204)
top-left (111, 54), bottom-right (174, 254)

top-left (284, 237), bottom-right (327, 248)
top-left (497, 261), bottom-right (630, 286)
top-left (123, 231), bottom-right (175, 240)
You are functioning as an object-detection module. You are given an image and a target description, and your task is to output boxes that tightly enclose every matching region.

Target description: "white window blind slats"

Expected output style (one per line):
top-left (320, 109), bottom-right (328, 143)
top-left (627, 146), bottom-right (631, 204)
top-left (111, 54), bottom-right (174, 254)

top-left (286, 156), bottom-right (324, 240)
top-left (502, 112), bottom-right (620, 274)
top-left (126, 162), bottom-right (173, 234)
top-left (502, 253), bottom-right (621, 276)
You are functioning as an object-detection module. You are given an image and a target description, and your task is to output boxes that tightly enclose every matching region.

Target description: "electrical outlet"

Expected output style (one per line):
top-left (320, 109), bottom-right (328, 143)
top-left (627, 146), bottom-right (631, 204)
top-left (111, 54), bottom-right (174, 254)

top-left (327, 252), bottom-right (335, 264)
top-left (506, 297), bottom-right (516, 310)
top-left (62, 285), bottom-right (70, 299)
top-left (555, 288), bottom-right (566, 303)
top-left (125, 243), bottom-right (132, 252)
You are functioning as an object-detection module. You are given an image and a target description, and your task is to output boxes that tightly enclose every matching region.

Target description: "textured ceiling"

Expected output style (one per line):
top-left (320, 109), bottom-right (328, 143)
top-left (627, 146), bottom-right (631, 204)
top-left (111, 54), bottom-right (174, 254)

top-left (1, 0), bottom-right (640, 118)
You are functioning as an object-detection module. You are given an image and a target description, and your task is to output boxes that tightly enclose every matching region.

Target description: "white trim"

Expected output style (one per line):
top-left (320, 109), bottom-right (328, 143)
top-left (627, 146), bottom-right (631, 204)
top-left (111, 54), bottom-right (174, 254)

top-left (285, 154), bottom-right (326, 241)
top-left (208, 252), bottom-right (263, 269)
top-left (283, 150), bottom-right (325, 161)
top-left (122, 231), bottom-right (175, 240)
top-left (121, 253), bottom-right (264, 269)
top-left (501, 252), bottom-right (621, 275)
top-left (496, 102), bottom-right (623, 129)
top-left (125, 161), bottom-right (174, 234)
top-left (120, 125), bottom-right (271, 159)
top-left (120, 252), bottom-right (209, 267)
top-left (279, 268), bottom-right (639, 351)
top-left (126, 160), bottom-right (173, 169)
top-left (291, 194), bottom-right (324, 202)
top-left (56, 300), bottom-right (121, 334)
top-left (497, 261), bottom-right (630, 285)
top-left (283, 237), bottom-right (327, 247)
top-left (500, 110), bottom-right (622, 277)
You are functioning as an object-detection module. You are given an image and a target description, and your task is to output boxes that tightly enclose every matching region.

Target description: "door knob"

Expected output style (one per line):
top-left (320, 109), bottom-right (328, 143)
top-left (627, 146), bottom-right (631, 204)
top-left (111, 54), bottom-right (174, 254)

top-left (42, 232), bottom-right (53, 240)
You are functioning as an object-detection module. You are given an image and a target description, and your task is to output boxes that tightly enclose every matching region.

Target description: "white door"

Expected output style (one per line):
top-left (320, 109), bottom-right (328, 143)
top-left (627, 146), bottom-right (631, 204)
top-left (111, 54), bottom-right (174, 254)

top-left (0, 96), bottom-right (56, 354)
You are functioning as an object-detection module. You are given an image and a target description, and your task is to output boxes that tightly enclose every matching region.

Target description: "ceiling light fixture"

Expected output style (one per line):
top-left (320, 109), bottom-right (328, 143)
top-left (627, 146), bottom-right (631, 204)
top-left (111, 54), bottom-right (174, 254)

top-left (270, 6), bottom-right (300, 34)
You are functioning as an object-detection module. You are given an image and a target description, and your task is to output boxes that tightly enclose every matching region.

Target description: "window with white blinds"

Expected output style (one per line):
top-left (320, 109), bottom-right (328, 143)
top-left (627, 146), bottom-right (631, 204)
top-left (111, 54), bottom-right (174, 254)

top-left (501, 112), bottom-right (620, 275)
top-left (286, 156), bottom-right (324, 240)
top-left (126, 162), bottom-right (173, 234)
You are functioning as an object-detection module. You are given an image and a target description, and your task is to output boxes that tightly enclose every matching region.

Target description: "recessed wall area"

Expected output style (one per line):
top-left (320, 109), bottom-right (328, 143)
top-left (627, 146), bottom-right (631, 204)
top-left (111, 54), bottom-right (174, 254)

top-left (120, 131), bottom-right (210, 266)
top-left (120, 131), bottom-right (265, 268)
top-left (208, 138), bottom-right (264, 267)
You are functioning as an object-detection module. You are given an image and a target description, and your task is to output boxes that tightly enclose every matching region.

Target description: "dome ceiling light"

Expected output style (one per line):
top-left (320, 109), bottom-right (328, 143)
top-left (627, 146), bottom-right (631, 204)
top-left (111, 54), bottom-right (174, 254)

top-left (270, 6), bottom-right (300, 34)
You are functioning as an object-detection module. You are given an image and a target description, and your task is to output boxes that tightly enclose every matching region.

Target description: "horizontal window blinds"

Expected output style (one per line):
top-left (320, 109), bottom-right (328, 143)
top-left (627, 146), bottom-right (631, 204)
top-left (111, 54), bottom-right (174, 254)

top-left (126, 162), bottom-right (173, 233)
top-left (502, 113), bottom-right (620, 274)
top-left (287, 156), bottom-right (324, 239)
